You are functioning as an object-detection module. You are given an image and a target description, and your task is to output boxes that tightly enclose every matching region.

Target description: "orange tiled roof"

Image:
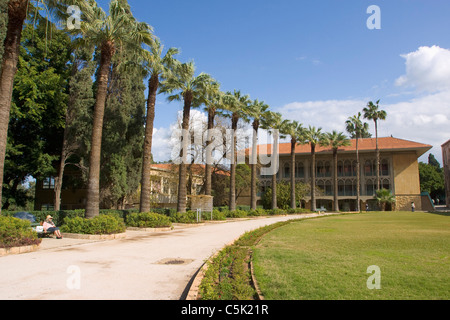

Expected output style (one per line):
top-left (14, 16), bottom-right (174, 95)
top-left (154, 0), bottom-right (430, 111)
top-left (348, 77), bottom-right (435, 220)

top-left (248, 137), bottom-right (432, 157)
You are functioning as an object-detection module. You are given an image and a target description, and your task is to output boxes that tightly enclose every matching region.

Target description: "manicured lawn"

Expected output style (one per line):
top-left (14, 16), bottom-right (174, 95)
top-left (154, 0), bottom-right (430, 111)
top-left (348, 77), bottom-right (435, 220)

top-left (253, 212), bottom-right (450, 300)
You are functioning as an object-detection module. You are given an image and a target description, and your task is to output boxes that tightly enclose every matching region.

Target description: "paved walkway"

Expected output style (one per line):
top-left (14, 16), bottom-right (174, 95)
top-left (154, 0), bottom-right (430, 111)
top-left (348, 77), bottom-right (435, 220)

top-left (0, 213), bottom-right (333, 300)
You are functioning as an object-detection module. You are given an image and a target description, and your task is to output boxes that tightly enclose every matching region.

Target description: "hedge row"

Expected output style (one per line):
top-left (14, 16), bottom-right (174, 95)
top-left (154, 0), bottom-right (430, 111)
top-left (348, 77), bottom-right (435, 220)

top-left (1, 207), bottom-right (313, 240)
top-left (0, 216), bottom-right (42, 249)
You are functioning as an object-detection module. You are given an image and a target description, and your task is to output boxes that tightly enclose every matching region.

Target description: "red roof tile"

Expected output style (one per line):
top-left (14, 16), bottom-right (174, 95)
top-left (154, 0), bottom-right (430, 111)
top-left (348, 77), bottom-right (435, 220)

top-left (248, 137), bottom-right (432, 157)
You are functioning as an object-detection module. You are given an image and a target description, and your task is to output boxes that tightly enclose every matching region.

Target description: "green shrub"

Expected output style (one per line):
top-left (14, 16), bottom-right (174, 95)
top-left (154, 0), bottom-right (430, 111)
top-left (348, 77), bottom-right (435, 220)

top-left (61, 215), bottom-right (126, 235)
top-left (169, 211), bottom-right (199, 224)
top-left (227, 209), bottom-right (248, 218)
top-left (126, 212), bottom-right (172, 228)
top-left (248, 208), bottom-right (268, 216)
top-left (0, 216), bottom-right (41, 249)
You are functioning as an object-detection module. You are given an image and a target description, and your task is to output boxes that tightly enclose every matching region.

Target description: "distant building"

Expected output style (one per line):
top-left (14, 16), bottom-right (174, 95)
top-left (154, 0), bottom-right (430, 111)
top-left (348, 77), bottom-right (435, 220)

top-left (34, 163), bottom-right (229, 211)
top-left (442, 139), bottom-right (450, 208)
top-left (249, 137), bottom-right (432, 211)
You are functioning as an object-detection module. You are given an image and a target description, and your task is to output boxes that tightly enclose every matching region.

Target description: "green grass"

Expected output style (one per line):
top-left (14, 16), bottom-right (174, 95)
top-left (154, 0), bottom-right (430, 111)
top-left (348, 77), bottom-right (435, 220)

top-left (253, 211), bottom-right (450, 300)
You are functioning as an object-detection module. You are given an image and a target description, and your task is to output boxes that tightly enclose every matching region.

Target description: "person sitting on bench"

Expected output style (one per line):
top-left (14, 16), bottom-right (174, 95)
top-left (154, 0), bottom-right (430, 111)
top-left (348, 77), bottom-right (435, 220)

top-left (43, 215), bottom-right (63, 239)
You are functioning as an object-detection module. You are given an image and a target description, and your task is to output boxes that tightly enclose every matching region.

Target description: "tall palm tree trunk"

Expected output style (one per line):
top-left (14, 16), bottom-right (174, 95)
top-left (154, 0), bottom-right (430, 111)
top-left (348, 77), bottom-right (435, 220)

top-left (177, 93), bottom-right (192, 213)
top-left (204, 108), bottom-right (215, 196)
top-left (271, 130), bottom-right (279, 210)
top-left (356, 137), bottom-right (361, 212)
top-left (290, 138), bottom-right (296, 209)
top-left (139, 73), bottom-right (159, 212)
top-left (229, 114), bottom-right (238, 211)
top-left (310, 144), bottom-right (316, 211)
top-left (375, 120), bottom-right (380, 191)
top-left (0, 0), bottom-right (28, 214)
top-left (250, 123), bottom-right (258, 210)
top-left (85, 43), bottom-right (114, 218)
top-left (333, 149), bottom-right (339, 212)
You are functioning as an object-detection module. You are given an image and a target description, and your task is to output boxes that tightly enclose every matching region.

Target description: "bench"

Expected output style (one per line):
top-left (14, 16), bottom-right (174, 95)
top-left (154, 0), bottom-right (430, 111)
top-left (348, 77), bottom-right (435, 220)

top-left (31, 223), bottom-right (54, 238)
top-left (316, 206), bottom-right (328, 213)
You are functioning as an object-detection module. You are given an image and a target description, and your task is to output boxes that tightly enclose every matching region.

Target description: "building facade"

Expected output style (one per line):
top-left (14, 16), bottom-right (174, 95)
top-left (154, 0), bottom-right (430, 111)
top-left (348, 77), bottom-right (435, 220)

top-left (252, 137), bottom-right (431, 211)
top-left (34, 163), bottom-right (228, 211)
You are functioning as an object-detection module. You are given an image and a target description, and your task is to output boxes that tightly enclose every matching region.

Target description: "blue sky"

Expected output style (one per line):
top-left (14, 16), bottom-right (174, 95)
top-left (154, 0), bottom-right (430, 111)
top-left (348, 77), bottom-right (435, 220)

top-left (96, 0), bottom-right (450, 163)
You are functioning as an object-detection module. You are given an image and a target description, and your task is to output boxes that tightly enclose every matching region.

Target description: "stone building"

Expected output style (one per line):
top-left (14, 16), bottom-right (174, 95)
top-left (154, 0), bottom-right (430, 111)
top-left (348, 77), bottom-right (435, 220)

top-left (442, 139), bottom-right (450, 208)
top-left (249, 137), bottom-right (431, 211)
top-left (34, 163), bottom-right (228, 210)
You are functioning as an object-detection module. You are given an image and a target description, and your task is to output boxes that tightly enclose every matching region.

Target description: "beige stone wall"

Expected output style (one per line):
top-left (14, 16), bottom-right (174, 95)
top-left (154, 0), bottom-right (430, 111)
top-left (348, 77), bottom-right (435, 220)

top-left (393, 152), bottom-right (422, 211)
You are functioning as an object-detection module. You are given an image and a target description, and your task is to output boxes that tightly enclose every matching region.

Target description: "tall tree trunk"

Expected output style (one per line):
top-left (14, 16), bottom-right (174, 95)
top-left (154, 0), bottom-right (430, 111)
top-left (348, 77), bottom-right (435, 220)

top-left (0, 0), bottom-right (28, 215)
top-left (310, 144), bottom-right (316, 211)
top-left (271, 130), bottom-right (279, 210)
top-left (177, 92), bottom-right (192, 213)
top-left (250, 122), bottom-right (258, 210)
top-left (85, 42), bottom-right (114, 219)
top-left (356, 137), bottom-right (361, 212)
top-left (204, 108), bottom-right (215, 196)
top-left (229, 113), bottom-right (238, 211)
top-left (54, 141), bottom-right (68, 212)
top-left (375, 120), bottom-right (380, 191)
top-left (290, 138), bottom-right (296, 209)
top-left (333, 149), bottom-right (339, 212)
top-left (139, 73), bottom-right (159, 212)
top-left (54, 61), bottom-right (80, 212)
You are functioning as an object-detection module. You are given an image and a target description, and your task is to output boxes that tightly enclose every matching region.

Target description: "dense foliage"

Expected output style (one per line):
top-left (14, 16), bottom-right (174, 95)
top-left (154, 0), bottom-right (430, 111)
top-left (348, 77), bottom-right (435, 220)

top-left (61, 214), bottom-right (126, 235)
top-left (0, 216), bottom-right (41, 249)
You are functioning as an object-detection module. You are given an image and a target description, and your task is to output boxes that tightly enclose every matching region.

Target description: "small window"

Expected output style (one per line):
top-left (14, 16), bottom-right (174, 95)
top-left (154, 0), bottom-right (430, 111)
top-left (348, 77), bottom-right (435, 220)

top-left (43, 177), bottom-right (55, 190)
top-left (41, 204), bottom-right (55, 211)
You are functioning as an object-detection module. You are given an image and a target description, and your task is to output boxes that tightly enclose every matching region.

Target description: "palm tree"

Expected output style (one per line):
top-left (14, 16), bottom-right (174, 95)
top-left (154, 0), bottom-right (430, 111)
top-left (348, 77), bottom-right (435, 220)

top-left (222, 90), bottom-right (251, 211)
top-left (375, 188), bottom-right (395, 211)
top-left (346, 112), bottom-right (370, 212)
top-left (280, 120), bottom-right (304, 209)
top-left (261, 111), bottom-right (286, 210)
top-left (139, 40), bottom-right (179, 213)
top-left (303, 126), bottom-right (325, 212)
top-left (159, 61), bottom-right (213, 213)
top-left (363, 100), bottom-right (387, 191)
top-left (0, 0), bottom-right (82, 213)
top-left (323, 131), bottom-right (350, 212)
top-left (247, 99), bottom-right (270, 210)
top-left (201, 79), bottom-right (221, 196)
top-left (76, 0), bottom-right (153, 218)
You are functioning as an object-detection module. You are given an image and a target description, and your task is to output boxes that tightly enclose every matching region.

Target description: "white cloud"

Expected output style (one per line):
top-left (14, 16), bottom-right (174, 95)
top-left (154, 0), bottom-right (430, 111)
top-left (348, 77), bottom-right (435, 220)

top-left (395, 45), bottom-right (450, 93)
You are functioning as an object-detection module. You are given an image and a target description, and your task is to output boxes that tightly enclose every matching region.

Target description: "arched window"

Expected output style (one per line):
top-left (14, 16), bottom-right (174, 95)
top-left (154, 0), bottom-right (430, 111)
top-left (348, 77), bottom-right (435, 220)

top-left (338, 180), bottom-right (345, 196)
top-left (284, 163), bottom-right (290, 179)
top-left (337, 161), bottom-right (344, 177)
top-left (366, 179), bottom-right (375, 196)
top-left (344, 160), bottom-right (352, 177)
top-left (296, 162), bottom-right (304, 178)
top-left (325, 180), bottom-right (333, 196)
top-left (364, 160), bottom-right (375, 176)
top-left (317, 161), bottom-right (325, 177)
top-left (381, 159), bottom-right (390, 176)
top-left (324, 161), bottom-right (331, 177)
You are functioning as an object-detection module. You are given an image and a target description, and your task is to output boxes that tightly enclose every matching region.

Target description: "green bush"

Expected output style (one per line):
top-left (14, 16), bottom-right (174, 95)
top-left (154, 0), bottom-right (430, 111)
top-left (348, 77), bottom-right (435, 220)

top-left (227, 209), bottom-right (248, 218)
top-left (61, 215), bottom-right (126, 235)
top-left (0, 216), bottom-right (41, 249)
top-left (169, 211), bottom-right (199, 224)
top-left (126, 212), bottom-right (172, 228)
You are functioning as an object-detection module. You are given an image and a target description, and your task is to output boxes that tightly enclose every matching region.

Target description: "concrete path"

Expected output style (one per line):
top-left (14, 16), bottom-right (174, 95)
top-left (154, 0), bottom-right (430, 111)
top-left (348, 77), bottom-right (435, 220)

top-left (0, 213), bottom-right (332, 300)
